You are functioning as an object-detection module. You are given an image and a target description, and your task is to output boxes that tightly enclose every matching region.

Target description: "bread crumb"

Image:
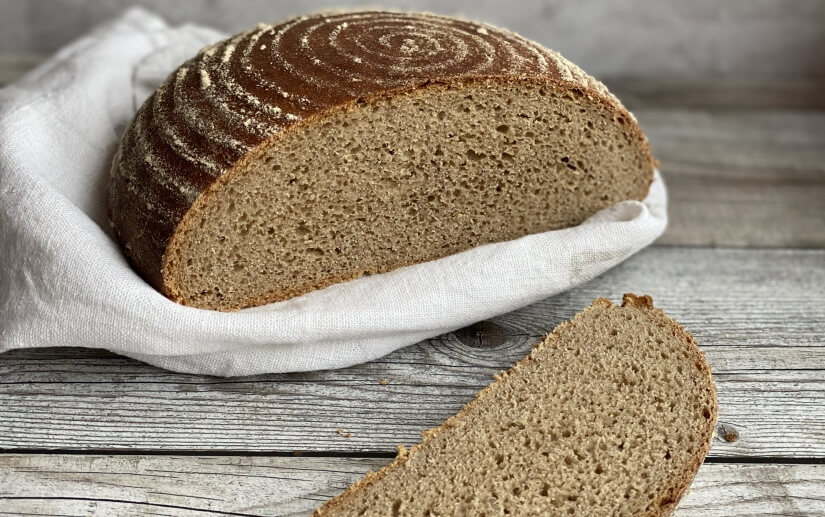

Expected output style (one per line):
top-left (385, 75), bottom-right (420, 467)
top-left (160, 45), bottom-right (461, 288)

top-left (379, 378), bottom-right (389, 385)
top-left (718, 424), bottom-right (739, 443)
top-left (125, 11), bottom-right (649, 312)
top-left (313, 298), bottom-right (716, 514)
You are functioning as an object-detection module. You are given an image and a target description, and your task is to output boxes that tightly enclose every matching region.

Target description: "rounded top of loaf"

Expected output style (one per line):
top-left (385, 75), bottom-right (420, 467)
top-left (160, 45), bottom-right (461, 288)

top-left (109, 10), bottom-right (639, 294)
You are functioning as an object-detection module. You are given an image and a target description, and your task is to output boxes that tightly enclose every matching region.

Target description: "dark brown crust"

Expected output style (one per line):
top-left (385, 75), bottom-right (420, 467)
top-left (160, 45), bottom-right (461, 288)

top-left (313, 295), bottom-right (718, 516)
top-left (108, 10), bottom-right (656, 308)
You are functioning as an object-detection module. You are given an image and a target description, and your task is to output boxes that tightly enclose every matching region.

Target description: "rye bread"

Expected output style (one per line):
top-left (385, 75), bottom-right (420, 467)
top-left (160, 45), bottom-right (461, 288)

top-left (108, 11), bottom-right (655, 310)
top-left (314, 295), bottom-right (717, 516)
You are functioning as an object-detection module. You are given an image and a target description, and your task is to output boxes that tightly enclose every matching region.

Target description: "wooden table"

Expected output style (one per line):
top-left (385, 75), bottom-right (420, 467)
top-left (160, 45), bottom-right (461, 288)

top-left (1, 61), bottom-right (824, 515)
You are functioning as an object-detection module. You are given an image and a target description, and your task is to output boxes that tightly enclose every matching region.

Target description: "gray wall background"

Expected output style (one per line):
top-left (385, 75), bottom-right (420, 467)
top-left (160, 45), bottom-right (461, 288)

top-left (1, 0), bottom-right (823, 80)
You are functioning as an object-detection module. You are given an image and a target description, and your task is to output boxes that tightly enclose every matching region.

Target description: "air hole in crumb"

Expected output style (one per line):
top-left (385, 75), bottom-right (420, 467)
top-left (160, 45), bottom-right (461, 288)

top-left (466, 149), bottom-right (484, 161)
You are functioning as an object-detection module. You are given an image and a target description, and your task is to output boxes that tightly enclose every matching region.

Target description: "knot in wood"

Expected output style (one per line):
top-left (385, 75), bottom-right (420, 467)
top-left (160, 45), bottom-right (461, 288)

top-left (454, 321), bottom-right (508, 349)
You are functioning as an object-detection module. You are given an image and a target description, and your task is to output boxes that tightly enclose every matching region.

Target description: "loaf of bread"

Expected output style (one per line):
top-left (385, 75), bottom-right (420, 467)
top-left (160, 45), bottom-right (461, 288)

top-left (314, 294), bottom-right (717, 516)
top-left (108, 11), bottom-right (655, 310)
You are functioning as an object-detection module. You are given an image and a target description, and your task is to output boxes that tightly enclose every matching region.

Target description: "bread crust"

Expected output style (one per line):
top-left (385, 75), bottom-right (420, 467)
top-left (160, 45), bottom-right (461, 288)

top-left (313, 294), bottom-right (718, 516)
top-left (108, 11), bottom-right (655, 308)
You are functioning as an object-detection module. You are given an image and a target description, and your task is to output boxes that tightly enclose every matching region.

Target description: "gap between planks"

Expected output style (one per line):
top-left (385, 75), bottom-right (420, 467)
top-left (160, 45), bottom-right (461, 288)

top-left (1, 455), bottom-right (823, 517)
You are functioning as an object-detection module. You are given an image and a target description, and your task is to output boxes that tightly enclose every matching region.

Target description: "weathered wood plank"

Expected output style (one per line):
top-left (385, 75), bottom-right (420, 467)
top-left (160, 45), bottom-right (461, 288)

top-left (608, 79), bottom-right (825, 111)
top-left (1, 248), bottom-right (823, 457)
top-left (1, 455), bottom-right (823, 516)
top-left (638, 109), bottom-right (825, 247)
top-left (0, 455), bottom-right (378, 517)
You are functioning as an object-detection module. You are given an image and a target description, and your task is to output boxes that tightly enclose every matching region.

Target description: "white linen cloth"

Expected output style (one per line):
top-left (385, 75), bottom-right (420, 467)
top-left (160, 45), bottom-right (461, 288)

top-left (0, 9), bottom-right (667, 376)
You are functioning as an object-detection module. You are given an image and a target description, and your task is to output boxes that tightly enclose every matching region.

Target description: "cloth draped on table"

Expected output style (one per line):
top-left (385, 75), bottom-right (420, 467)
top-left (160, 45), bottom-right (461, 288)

top-left (0, 9), bottom-right (667, 376)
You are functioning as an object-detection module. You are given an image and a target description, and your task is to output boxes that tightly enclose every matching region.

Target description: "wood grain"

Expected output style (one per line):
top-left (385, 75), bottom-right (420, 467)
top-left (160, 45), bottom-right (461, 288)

top-left (639, 109), bottom-right (825, 247)
top-left (1, 455), bottom-right (823, 516)
top-left (1, 248), bottom-right (823, 457)
top-left (608, 79), bottom-right (825, 111)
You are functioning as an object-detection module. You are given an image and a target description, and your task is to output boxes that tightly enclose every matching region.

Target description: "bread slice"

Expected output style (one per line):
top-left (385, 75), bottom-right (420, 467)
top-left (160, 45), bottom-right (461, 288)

top-left (314, 295), bottom-right (717, 517)
top-left (108, 11), bottom-right (655, 310)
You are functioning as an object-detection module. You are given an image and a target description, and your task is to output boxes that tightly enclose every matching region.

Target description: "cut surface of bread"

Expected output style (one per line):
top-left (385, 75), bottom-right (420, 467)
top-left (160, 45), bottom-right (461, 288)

top-left (168, 80), bottom-right (651, 309)
top-left (314, 295), bottom-right (718, 517)
top-left (108, 11), bottom-right (655, 310)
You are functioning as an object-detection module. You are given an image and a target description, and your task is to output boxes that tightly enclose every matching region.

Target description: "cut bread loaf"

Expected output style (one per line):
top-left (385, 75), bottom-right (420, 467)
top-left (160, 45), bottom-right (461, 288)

top-left (108, 11), bottom-right (655, 310)
top-left (314, 295), bottom-right (717, 517)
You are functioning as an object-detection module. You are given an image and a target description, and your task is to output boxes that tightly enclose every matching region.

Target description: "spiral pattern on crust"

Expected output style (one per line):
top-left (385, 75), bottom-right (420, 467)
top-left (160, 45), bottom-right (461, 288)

top-left (109, 10), bottom-right (619, 286)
